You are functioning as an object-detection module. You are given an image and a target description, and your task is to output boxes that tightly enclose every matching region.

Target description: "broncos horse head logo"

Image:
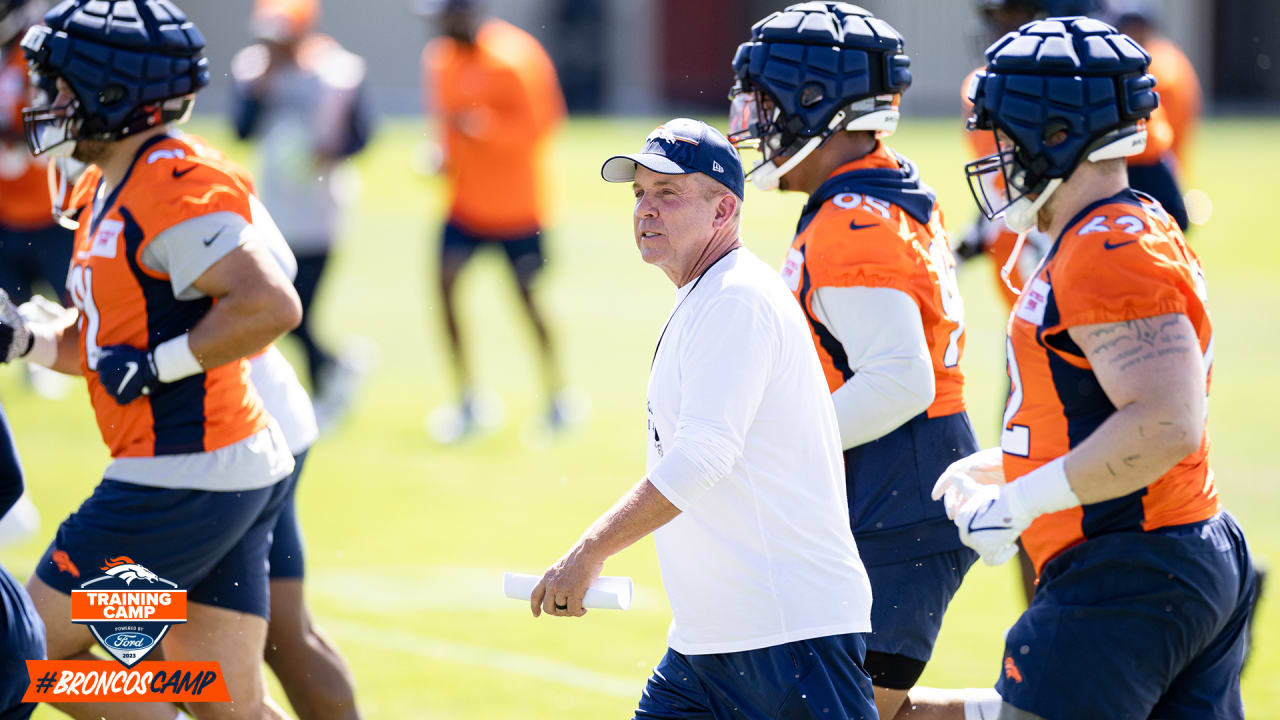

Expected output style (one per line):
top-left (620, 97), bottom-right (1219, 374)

top-left (100, 557), bottom-right (161, 585)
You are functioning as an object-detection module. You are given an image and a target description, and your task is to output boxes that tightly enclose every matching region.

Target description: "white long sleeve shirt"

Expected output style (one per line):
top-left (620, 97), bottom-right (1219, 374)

top-left (645, 247), bottom-right (872, 655)
top-left (811, 285), bottom-right (936, 450)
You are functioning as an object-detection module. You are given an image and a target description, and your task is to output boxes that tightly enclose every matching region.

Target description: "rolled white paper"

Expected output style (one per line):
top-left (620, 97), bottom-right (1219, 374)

top-left (503, 572), bottom-right (633, 610)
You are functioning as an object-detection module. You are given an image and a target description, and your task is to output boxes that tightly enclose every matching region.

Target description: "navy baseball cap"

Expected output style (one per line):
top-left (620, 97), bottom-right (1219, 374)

top-left (601, 118), bottom-right (745, 199)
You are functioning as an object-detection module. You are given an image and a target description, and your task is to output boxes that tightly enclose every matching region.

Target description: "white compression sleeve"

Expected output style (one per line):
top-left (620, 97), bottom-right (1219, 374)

top-left (811, 285), bottom-right (935, 450)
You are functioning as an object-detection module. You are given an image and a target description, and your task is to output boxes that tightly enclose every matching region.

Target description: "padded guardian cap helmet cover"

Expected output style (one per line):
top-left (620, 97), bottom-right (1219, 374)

top-left (964, 16), bottom-right (1157, 232)
top-left (21, 0), bottom-right (209, 156)
top-left (728, 2), bottom-right (911, 191)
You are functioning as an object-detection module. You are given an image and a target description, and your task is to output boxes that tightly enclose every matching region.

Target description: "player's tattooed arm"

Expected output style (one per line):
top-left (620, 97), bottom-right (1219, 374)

top-left (1056, 313), bottom-right (1205, 504)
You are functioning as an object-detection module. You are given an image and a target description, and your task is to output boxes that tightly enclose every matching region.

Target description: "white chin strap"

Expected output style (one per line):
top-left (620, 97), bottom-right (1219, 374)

top-left (1004, 178), bottom-right (1061, 234)
top-left (753, 109), bottom-right (860, 192)
top-left (752, 134), bottom-right (822, 191)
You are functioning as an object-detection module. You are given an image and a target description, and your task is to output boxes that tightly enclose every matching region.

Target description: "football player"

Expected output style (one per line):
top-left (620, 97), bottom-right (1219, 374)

top-left (417, 0), bottom-right (571, 441)
top-left (729, 5), bottom-right (1000, 719)
top-left (0, 0), bottom-right (72, 308)
top-left (231, 0), bottom-right (374, 434)
top-left (936, 17), bottom-right (1255, 719)
top-left (2, 2), bottom-right (303, 717)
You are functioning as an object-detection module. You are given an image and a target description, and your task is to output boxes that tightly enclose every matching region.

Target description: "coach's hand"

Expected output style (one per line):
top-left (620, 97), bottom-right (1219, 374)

top-left (530, 544), bottom-right (604, 619)
top-left (0, 290), bottom-right (33, 364)
top-left (953, 482), bottom-right (1028, 566)
top-left (96, 345), bottom-right (159, 405)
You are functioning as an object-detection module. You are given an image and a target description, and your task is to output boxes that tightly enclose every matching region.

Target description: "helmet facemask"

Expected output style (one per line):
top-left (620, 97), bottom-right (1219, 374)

top-left (21, 49), bottom-right (82, 158)
top-left (729, 81), bottom-right (899, 192)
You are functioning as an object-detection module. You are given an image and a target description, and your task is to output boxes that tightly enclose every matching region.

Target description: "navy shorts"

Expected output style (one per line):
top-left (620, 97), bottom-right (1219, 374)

top-left (268, 452), bottom-right (308, 580)
top-left (0, 222), bottom-right (75, 305)
top-left (440, 220), bottom-right (545, 283)
top-left (998, 512), bottom-right (1255, 720)
top-left (863, 546), bottom-right (978, 689)
top-left (36, 479), bottom-right (291, 620)
top-left (634, 633), bottom-right (877, 720)
top-left (0, 564), bottom-right (45, 719)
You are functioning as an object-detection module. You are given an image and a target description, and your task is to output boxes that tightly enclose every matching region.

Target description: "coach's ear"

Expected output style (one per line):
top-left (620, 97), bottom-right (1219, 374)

top-left (711, 192), bottom-right (739, 231)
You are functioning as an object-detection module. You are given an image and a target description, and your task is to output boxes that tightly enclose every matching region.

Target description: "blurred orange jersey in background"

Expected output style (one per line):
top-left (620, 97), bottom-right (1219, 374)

top-left (1145, 35), bottom-right (1202, 170)
top-left (0, 47), bottom-right (52, 229)
top-left (422, 19), bottom-right (565, 237)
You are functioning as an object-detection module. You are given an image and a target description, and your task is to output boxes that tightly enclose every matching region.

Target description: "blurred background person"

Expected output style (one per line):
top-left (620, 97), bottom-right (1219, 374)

top-left (0, 0), bottom-right (74, 403)
top-left (231, 0), bottom-right (374, 434)
top-left (417, 0), bottom-right (571, 444)
top-left (1110, 0), bottom-right (1203, 216)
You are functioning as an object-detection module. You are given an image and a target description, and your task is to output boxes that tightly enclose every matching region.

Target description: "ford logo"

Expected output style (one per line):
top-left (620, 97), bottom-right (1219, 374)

top-left (104, 632), bottom-right (154, 649)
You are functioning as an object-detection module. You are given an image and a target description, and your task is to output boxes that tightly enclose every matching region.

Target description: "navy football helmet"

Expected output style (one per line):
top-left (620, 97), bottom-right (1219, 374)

top-left (728, 2), bottom-right (911, 191)
top-left (20, 0), bottom-right (208, 157)
top-left (964, 16), bottom-right (1157, 233)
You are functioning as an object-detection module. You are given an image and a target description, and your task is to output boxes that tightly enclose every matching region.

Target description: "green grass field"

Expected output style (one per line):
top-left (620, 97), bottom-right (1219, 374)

top-left (3, 114), bottom-right (1278, 718)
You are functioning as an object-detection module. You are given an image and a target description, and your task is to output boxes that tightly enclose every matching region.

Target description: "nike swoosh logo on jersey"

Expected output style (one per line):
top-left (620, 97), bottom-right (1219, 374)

top-left (849, 220), bottom-right (878, 231)
top-left (1103, 238), bottom-right (1138, 250)
top-left (203, 227), bottom-right (226, 247)
top-left (171, 165), bottom-right (197, 178)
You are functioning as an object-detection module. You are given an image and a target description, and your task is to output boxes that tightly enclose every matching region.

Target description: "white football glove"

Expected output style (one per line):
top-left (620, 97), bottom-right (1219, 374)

top-left (934, 454), bottom-right (1081, 566)
top-left (18, 295), bottom-right (74, 325)
top-left (932, 446), bottom-right (1005, 519)
top-left (0, 290), bottom-right (32, 364)
top-left (953, 482), bottom-right (1030, 566)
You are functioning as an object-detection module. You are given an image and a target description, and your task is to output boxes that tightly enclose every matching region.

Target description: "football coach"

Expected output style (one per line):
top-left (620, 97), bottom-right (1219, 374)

top-left (530, 118), bottom-right (879, 719)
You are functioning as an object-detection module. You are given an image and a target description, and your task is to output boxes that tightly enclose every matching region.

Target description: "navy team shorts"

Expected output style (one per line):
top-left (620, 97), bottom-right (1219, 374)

top-left (634, 633), bottom-right (877, 720)
top-left (863, 546), bottom-right (979, 689)
top-left (267, 451), bottom-right (309, 580)
top-left (440, 219), bottom-right (545, 283)
top-left (998, 511), bottom-right (1255, 720)
top-left (36, 478), bottom-right (291, 620)
top-left (0, 564), bottom-right (45, 719)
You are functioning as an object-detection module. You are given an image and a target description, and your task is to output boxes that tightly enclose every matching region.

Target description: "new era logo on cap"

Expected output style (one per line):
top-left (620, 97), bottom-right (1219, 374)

top-left (600, 117), bottom-right (745, 199)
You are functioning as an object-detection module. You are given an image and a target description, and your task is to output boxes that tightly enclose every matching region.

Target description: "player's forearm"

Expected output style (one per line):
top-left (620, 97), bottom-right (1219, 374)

top-left (187, 283), bottom-right (301, 370)
top-left (575, 479), bottom-right (681, 562)
top-left (29, 312), bottom-right (84, 376)
top-left (1059, 400), bottom-right (1202, 505)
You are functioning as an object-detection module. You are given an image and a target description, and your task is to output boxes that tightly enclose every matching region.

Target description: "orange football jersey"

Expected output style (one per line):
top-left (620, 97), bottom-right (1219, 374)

top-left (783, 143), bottom-right (966, 418)
top-left (422, 19), bottom-right (565, 237)
top-left (0, 46), bottom-right (53, 229)
top-left (1001, 189), bottom-right (1218, 574)
top-left (65, 134), bottom-right (268, 458)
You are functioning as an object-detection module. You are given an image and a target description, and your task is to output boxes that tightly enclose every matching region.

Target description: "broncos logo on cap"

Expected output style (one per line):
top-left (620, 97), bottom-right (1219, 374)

top-left (100, 556), bottom-right (162, 586)
top-left (646, 125), bottom-right (698, 146)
